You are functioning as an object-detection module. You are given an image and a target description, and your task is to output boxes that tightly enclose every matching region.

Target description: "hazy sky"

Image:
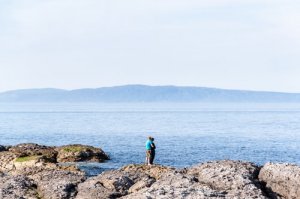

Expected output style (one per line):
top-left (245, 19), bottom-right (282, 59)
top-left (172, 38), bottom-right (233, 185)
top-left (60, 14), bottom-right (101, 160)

top-left (1, 0), bottom-right (300, 92)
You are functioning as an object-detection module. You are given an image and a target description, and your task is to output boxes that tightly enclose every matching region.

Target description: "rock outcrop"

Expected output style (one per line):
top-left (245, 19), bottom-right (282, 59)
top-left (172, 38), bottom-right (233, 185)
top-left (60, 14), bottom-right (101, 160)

top-left (9, 143), bottom-right (58, 163)
top-left (0, 143), bottom-right (108, 199)
top-left (56, 144), bottom-right (110, 163)
top-left (0, 143), bottom-right (109, 174)
top-left (259, 163), bottom-right (300, 199)
top-left (1, 143), bottom-right (300, 199)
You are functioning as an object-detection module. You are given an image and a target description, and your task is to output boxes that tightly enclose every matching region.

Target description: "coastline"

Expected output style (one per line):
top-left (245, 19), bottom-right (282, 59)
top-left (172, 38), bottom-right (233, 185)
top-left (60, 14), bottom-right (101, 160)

top-left (0, 143), bottom-right (299, 199)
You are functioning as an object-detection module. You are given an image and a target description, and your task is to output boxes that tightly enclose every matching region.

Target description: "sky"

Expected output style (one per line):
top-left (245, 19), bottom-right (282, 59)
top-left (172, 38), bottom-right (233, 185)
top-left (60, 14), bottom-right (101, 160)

top-left (0, 0), bottom-right (300, 93)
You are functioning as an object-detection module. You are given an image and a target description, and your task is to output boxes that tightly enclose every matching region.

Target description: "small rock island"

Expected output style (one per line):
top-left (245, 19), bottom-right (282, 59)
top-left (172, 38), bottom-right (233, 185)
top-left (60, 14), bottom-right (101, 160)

top-left (0, 143), bottom-right (299, 199)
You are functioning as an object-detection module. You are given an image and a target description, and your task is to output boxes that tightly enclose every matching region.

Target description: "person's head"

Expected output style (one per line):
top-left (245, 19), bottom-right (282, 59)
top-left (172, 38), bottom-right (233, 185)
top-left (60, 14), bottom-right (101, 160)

top-left (151, 137), bottom-right (155, 141)
top-left (148, 136), bottom-right (152, 140)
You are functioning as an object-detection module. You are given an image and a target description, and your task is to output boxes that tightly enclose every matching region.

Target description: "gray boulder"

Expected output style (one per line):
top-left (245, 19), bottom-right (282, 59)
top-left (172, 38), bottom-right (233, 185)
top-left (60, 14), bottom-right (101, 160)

top-left (76, 170), bottom-right (134, 199)
top-left (186, 160), bottom-right (267, 198)
top-left (259, 163), bottom-right (300, 199)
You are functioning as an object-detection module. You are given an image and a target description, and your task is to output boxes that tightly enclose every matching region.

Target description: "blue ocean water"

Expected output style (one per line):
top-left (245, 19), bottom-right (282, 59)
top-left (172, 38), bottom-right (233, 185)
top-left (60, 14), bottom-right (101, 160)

top-left (0, 103), bottom-right (300, 173)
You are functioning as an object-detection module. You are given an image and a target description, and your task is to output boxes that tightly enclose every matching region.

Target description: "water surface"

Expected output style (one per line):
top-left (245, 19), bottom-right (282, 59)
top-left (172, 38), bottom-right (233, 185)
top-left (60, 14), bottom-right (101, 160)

top-left (0, 103), bottom-right (299, 173)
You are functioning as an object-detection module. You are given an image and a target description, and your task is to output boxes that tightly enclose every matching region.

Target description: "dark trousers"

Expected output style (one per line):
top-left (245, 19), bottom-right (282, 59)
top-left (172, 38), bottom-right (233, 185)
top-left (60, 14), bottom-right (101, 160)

top-left (150, 149), bottom-right (155, 164)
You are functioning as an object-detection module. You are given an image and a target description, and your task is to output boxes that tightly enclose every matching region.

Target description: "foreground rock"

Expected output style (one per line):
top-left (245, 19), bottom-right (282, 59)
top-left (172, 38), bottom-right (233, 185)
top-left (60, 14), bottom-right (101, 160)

top-left (0, 174), bottom-right (39, 199)
top-left (186, 160), bottom-right (266, 198)
top-left (259, 163), bottom-right (300, 199)
top-left (123, 161), bottom-right (268, 199)
top-left (78, 161), bottom-right (299, 199)
top-left (76, 164), bottom-right (173, 199)
top-left (122, 169), bottom-right (224, 199)
top-left (1, 144), bottom-right (300, 199)
top-left (30, 169), bottom-right (85, 199)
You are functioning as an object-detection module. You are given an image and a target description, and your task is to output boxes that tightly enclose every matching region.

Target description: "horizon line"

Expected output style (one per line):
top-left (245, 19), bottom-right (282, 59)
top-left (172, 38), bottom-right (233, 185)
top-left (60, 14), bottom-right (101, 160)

top-left (1, 84), bottom-right (300, 94)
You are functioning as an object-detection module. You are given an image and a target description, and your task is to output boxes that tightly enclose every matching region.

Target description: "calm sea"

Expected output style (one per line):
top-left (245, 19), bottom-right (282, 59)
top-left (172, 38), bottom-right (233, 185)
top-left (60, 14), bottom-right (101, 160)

top-left (0, 103), bottom-right (300, 174)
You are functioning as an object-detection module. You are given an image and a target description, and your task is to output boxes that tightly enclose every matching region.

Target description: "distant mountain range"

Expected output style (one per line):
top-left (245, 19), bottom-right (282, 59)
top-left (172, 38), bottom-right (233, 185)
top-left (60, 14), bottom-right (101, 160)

top-left (0, 85), bottom-right (300, 103)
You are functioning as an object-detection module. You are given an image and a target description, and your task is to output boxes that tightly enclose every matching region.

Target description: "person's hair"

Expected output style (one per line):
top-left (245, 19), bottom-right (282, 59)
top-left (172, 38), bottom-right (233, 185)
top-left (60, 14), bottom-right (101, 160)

top-left (151, 137), bottom-right (154, 141)
top-left (148, 136), bottom-right (152, 140)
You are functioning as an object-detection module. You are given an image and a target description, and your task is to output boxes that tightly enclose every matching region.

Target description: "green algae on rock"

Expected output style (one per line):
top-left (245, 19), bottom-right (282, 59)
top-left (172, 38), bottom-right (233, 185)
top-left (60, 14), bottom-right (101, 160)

top-left (56, 144), bottom-right (110, 163)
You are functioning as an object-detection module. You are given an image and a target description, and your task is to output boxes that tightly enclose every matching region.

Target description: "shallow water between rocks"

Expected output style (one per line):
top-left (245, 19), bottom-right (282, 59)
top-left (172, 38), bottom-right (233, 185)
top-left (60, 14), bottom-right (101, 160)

top-left (1, 102), bottom-right (300, 176)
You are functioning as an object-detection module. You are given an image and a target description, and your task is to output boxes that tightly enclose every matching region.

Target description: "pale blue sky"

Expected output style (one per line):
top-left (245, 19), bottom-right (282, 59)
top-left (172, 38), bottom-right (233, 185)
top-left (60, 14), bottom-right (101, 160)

top-left (1, 0), bottom-right (300, 92)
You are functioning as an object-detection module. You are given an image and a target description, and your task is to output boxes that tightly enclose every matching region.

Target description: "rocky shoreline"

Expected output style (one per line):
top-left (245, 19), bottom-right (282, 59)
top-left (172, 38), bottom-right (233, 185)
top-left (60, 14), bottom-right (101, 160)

top-left (0, 143), bottom-right (299, 199)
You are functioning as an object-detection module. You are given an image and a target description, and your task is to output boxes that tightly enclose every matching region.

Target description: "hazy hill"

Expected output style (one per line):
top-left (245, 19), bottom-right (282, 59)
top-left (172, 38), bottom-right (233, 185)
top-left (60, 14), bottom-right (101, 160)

top-left (0, 85), bottom-right (300, 103)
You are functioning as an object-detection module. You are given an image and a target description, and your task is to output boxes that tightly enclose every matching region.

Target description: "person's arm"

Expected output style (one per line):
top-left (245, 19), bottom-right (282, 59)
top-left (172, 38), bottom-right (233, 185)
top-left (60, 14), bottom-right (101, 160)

top-left (151, 143), bottom-right (156, 149)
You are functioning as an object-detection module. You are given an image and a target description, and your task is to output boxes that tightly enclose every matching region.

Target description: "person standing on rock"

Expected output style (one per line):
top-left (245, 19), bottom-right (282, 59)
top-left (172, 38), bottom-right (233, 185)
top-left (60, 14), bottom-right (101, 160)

top-left (149, 137), bottom-right (156, 164)
top-left (145, 136), bottom-right (155, 165)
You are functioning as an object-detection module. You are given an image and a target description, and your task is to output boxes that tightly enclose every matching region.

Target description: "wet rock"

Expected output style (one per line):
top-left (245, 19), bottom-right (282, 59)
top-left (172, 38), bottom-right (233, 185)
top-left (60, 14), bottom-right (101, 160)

top-left (9, 143), bottom-right (58, 163)
top-left (259, 163), bottom-right (300, 199)
top-left (56, 144), bottom-right (110, 163)
top-left (187, 160), bottom-right (267, 198)
top-left (0, 174), bottom-right (39, 199)
top-left (0, 145), bottom-right (6, 152)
